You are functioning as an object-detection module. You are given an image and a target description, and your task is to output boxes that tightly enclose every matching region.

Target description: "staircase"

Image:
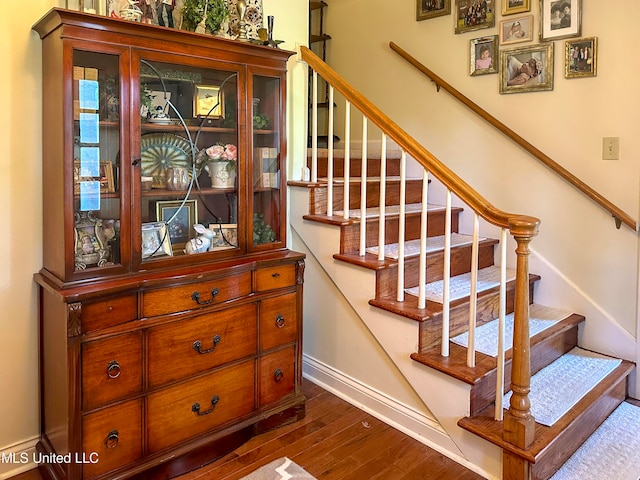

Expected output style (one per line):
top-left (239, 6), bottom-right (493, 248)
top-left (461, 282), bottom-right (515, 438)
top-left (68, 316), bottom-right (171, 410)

top-left (290, 150), bottom-right (638, 479)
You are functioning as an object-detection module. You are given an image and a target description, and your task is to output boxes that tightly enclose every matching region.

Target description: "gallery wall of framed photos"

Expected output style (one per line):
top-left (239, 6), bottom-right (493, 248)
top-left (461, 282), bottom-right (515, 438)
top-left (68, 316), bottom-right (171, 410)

top-left (417, 0), bottom-right (597, 94)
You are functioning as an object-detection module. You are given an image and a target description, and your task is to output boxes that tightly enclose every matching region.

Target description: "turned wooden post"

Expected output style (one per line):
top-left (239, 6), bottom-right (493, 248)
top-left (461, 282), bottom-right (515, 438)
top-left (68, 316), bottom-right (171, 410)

top-left (503, 217), bottom-right (539, 479)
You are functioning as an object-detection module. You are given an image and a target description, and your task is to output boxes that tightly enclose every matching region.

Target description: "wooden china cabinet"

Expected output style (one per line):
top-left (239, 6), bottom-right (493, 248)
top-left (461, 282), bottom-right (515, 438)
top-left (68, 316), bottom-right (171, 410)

top-left (33, 9), bottom-right (305, 480)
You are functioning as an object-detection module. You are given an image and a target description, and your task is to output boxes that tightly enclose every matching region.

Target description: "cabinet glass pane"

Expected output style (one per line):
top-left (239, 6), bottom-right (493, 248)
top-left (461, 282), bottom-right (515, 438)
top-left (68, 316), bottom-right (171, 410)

top-left (73, 51), bottom-right (121, 272)
top-left (138, 60), bottom-right (239, 261)
top-left (252, 75), bottom-right (281, 247)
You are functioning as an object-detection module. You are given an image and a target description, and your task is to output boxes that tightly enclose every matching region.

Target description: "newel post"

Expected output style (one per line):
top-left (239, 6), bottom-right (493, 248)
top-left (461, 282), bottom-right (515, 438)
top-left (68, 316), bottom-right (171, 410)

top-left (503, 216), bottom-right (539, 480)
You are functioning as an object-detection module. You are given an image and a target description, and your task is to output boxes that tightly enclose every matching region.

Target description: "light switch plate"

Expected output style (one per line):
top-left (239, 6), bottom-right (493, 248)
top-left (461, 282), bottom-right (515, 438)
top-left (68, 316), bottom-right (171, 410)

top-left (602, 137), bottom-right (619, 160)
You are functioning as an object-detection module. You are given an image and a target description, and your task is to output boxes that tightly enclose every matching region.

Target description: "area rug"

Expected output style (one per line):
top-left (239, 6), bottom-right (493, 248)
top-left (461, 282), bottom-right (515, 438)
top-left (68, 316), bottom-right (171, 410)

top-left (549, 402), bottom-right (640, 480)
top-left (451, 304), bottom-right (572, 357)
top-left (405, 265), bottom-right (516, 303)
top-left (503, 347), bottom-right (622, 426)
top-left (366, 233), bottom-right (481, 260)
top-left (239, 457), bottom-right (316, 480)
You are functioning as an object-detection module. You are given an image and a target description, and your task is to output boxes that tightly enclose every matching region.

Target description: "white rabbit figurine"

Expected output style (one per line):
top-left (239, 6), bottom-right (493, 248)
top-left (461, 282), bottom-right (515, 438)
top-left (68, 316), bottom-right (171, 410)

top-left (184, 224), bottom-right (214, 254)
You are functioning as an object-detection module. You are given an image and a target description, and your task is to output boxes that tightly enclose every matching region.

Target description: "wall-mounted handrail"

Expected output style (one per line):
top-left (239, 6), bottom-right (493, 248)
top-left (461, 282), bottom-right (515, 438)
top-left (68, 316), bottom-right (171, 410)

top-left (389, 41), bottom-right (639, 233)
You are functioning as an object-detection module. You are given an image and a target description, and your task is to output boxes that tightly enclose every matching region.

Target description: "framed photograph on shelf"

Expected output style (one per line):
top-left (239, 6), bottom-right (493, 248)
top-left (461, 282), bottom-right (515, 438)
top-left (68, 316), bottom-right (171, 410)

top-left (499, 15), bottom-right (533, 45)
top-left (565, 37), bottom-right (597, 78)
top-left (416, 0), bottom-right (451, 21)
top-left (209, 223), bottom-right (238, 250)
top-left (73, 160), bottom-right (115, 194)
top-left (141, 222), bottom-right (173, 259)
top-left (454, 0), bottom-right (495, 34)
top-left (470, 36), bottom-right (498, 76)
top-left (540, 0), bottom-right (581, 41)
top-left (502, 0), bottom-right (530, 15)
top-left (500, 43), bottom-right (554, 94)
top-left (155, 200), bottom-right (198, 253)
top-left (194, 85), bottom-right (223, 118)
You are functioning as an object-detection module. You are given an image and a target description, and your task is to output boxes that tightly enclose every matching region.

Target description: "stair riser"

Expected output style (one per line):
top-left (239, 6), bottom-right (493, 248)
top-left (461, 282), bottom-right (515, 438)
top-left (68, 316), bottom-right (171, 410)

top-left (417, 281), bottom-right (536, 351)
top-left (339, 209), bottom-right (460, 253)
top-left (309, 156), bottom-right (402, 177)
top-left (375, 242), bottom-right (497, 299)
top-left (470, 324), bottom-right (579, 416)
top-left (308, 181), bottom-right (424, 215)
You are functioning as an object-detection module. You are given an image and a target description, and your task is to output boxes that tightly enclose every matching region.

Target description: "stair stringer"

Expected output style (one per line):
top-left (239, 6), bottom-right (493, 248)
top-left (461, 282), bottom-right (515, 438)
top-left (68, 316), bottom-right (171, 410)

top-left (290, 186), bottom-right (502, 479)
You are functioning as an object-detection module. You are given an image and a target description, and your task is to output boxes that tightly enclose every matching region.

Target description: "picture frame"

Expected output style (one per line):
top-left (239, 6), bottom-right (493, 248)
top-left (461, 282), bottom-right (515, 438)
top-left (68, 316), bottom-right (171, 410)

top-left (499, 15), bottom-right (534, 46)
top-left (470, 36), bottom-right (498, 76)
top-left (540, 0), bottom-right (581, 41)
top-left (502, 0), bottom-right (530, 15)
top-left (565, 37), bottom-right (597, 79)
top-left (74, 160), bottom-right (116, 194)
top-left (74, 211), bottom-right (113, 269)
top-left (416, 0), bottom-right (451, 21)
top-left (155, 200), bottom-right (198, 253)
top-left (455, 0), bottom-right (495, 34)
top-left (209, 223), bottom-right (238, 250)
top-left (500, 43), bottom-right (554, 94)
top-left (141, 222), bottom-right (173, 259)
top-left (194, 85), bottom-right (224, 118)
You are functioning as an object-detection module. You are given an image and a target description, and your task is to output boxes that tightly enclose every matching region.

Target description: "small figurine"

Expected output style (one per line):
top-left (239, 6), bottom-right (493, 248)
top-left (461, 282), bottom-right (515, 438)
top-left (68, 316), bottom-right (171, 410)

top-left (184, 224), bottom-right (214, 254)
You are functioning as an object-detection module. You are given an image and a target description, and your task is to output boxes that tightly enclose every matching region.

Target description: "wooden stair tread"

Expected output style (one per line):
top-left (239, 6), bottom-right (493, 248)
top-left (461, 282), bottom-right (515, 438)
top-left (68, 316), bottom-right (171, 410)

top-left (457, 360), bottom-right (634, 465)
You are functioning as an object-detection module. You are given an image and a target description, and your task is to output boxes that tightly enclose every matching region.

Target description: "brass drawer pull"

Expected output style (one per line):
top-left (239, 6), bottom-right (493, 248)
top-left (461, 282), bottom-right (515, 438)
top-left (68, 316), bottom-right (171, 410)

top-left (274, 368), bottom-right (284, 383)
top-left (192, 395), bottom-right (220, 416)
top-left (191, 288), bottom-right (220, 305)
top-left (192, 335), bottom-right (222, 355)
top-left (275, 314), bottom-right (285, 328)
top-left (272, 273), bottom-right (280, 278)
top-left (107, 360), bottom-right (121, 379)
top-left (105, 430), bottom-right (119, 449)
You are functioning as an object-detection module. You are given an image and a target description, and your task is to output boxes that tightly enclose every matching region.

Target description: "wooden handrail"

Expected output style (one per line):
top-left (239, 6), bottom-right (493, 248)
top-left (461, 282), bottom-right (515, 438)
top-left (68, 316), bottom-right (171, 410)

top-left (389, 41), bottom-right (638, 232)
top-left (299, 45), bottom-right (540, 237)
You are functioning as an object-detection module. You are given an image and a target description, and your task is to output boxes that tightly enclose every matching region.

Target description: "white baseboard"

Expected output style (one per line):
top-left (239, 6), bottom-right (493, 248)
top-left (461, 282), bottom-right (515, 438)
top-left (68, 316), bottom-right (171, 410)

top-left (302, 354), bottom-right (491, 479)
top-left (0, 437), bottom-right (39, 479)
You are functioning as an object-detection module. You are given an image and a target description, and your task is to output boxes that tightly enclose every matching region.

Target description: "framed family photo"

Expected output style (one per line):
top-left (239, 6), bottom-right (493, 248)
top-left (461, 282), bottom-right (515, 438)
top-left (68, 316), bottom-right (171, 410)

top-left (540, 0), bottom-right (581, 41)
top-left (209, 223), bottom-right (238, 250)
top-left (499, 15), bottom-right (533, 46)
top-left (500, 44), bottom-right (554, 94)
top-left (565, 37), bottom-right (597, 79)
top-left (455, 0), bottom-right (495, 34)
top-left (470, 36), bottom-right (498, 76)
top-left (502, 0), bottom-right (530, 15)
top-left (417, 0), bottom-right (451, 21)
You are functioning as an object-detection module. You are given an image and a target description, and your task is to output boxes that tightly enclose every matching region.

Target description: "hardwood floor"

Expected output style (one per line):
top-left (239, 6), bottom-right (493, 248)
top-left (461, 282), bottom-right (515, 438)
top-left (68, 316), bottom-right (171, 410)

top-left (11, 379), bottom-right (484, 480)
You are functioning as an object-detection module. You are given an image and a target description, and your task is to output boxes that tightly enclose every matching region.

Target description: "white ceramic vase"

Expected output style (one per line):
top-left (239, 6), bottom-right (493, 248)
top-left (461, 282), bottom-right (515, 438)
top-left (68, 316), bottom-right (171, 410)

top-left (207, 161), bottom-right (236, 188)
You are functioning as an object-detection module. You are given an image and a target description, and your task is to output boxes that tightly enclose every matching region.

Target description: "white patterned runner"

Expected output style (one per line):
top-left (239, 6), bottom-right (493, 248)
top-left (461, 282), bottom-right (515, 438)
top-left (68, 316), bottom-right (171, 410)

top-left (550, 402), bottom-right (640, 480)
top-left (451, 304), bottom-right (572, 357)
top-left (366, 233), bottom-right (482, 260)
top-left (405, 265), bottom-right (516, 303)
top-left (503, 347), bottom-right (622, 426)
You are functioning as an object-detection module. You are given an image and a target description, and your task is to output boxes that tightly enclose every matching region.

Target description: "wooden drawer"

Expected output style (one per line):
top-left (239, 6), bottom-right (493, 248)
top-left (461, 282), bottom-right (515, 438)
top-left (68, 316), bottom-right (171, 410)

top-left (147, 303), bottom-right (258, 388)
top-left (260, 293), bottom-right (297, 351)
top-left (81, 294), bottom-right (137, 333)
top-left (147, 360), bottom-right (255, 453)
top-left (255, 265), bottom-right (296, 292)
top-left (82, 332), bottom-right (143, 411)
top-left (82, 398), bottom-right (142, 479)
top-left (142, 271), bottom-right (252, 318)
top-left (259, 346), bottom-right (296, 407)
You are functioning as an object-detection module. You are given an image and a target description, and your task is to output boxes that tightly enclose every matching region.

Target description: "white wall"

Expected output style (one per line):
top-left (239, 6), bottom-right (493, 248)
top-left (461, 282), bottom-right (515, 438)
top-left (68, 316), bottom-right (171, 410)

top-left (0, 1), bottom-right (307, 475)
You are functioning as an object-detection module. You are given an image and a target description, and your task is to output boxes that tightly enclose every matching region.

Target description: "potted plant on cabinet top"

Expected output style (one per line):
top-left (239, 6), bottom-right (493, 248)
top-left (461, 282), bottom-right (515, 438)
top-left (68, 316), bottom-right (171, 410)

top-left (181, 0), bottom-right (229, 35)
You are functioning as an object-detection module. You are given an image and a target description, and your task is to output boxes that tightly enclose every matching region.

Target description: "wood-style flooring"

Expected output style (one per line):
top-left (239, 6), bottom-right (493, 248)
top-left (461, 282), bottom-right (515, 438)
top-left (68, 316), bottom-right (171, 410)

top-left (11, 379), bottom-right (485, 480)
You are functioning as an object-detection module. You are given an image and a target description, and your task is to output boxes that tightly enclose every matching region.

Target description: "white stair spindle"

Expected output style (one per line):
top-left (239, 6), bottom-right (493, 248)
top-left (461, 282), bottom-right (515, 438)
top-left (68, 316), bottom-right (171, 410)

top-left (327, 85), bottom-right (334, 217)
top-left (311, 70), bottom-right (318, 183)
top-left (396, 151), bottom-right (407, 302)
top-left (418, 170), bottom-right (429, 309)
top-left (466, 213), bottom-right (480, 368)
top-left (359, 117), bottom-right (368, 256)
top-left (495, 228), bottom-right (508, 421)
top-left (343, 101), bottom-right (351, 220)
top-left (441, 190), bottom-right (452, 357)
top-left (377, 134), bottom-right (387, 261)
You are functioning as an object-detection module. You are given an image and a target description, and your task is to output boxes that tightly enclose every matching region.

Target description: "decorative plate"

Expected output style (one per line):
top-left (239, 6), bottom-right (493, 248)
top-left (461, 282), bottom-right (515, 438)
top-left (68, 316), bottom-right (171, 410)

top-left (141, 133), bottom-right (195, 188)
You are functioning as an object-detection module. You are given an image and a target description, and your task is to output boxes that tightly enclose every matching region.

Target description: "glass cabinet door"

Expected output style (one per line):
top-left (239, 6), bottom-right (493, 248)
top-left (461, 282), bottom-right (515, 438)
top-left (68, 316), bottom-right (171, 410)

top-left (251, 74), bottom-right (283, 248)
top-left (135, 57), bottom-right (241, 264)
top-left (72, 50), bottom-right (123, 273)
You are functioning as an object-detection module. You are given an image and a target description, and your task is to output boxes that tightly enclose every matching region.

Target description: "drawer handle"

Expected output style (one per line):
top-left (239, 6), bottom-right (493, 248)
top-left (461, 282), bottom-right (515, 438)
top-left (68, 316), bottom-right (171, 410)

top-left (192, 395), bottom-right (220, 416)
top-left (192, 335), bottom-right (222, 355)
top-left (107, 361), bottom-right (121, 379)
top-left (105, 430), bottom-right (119, 449)
top-left (272, 273), bottom-right (280, 278)
top-left (275, 314), bottom-right (286, 328)
top-left (274, 368), bottom-right (284, 383)
top-left (191, 288), bottom-right (220, 305)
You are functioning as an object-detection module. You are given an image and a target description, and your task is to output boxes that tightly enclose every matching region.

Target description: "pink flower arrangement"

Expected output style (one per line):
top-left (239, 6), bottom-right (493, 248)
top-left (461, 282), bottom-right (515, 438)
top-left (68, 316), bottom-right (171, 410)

top-left (205, 143), bottom-right (237, 161)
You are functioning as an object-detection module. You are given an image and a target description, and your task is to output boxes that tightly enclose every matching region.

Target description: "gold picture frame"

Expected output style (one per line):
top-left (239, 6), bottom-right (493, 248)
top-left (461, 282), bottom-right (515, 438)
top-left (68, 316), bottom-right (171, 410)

top-left (499, 15), bottom-right (534, 46)
top-left (470, 36), bottom-right (498, 76)
top-left (500, 43), bottom-right (554, 94)
top-left (155, 200), bottom-right (198, 253)
top-left (194, 85), bottom-right (223, 118)
top-left (74, 160), bottom-right (115, 194)
top-left (565, 37), bottom-right (597, 79)
top-left (502, 0), bottom-right (530, 15)
top-left (416, 0), bottom-right (451, 21)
